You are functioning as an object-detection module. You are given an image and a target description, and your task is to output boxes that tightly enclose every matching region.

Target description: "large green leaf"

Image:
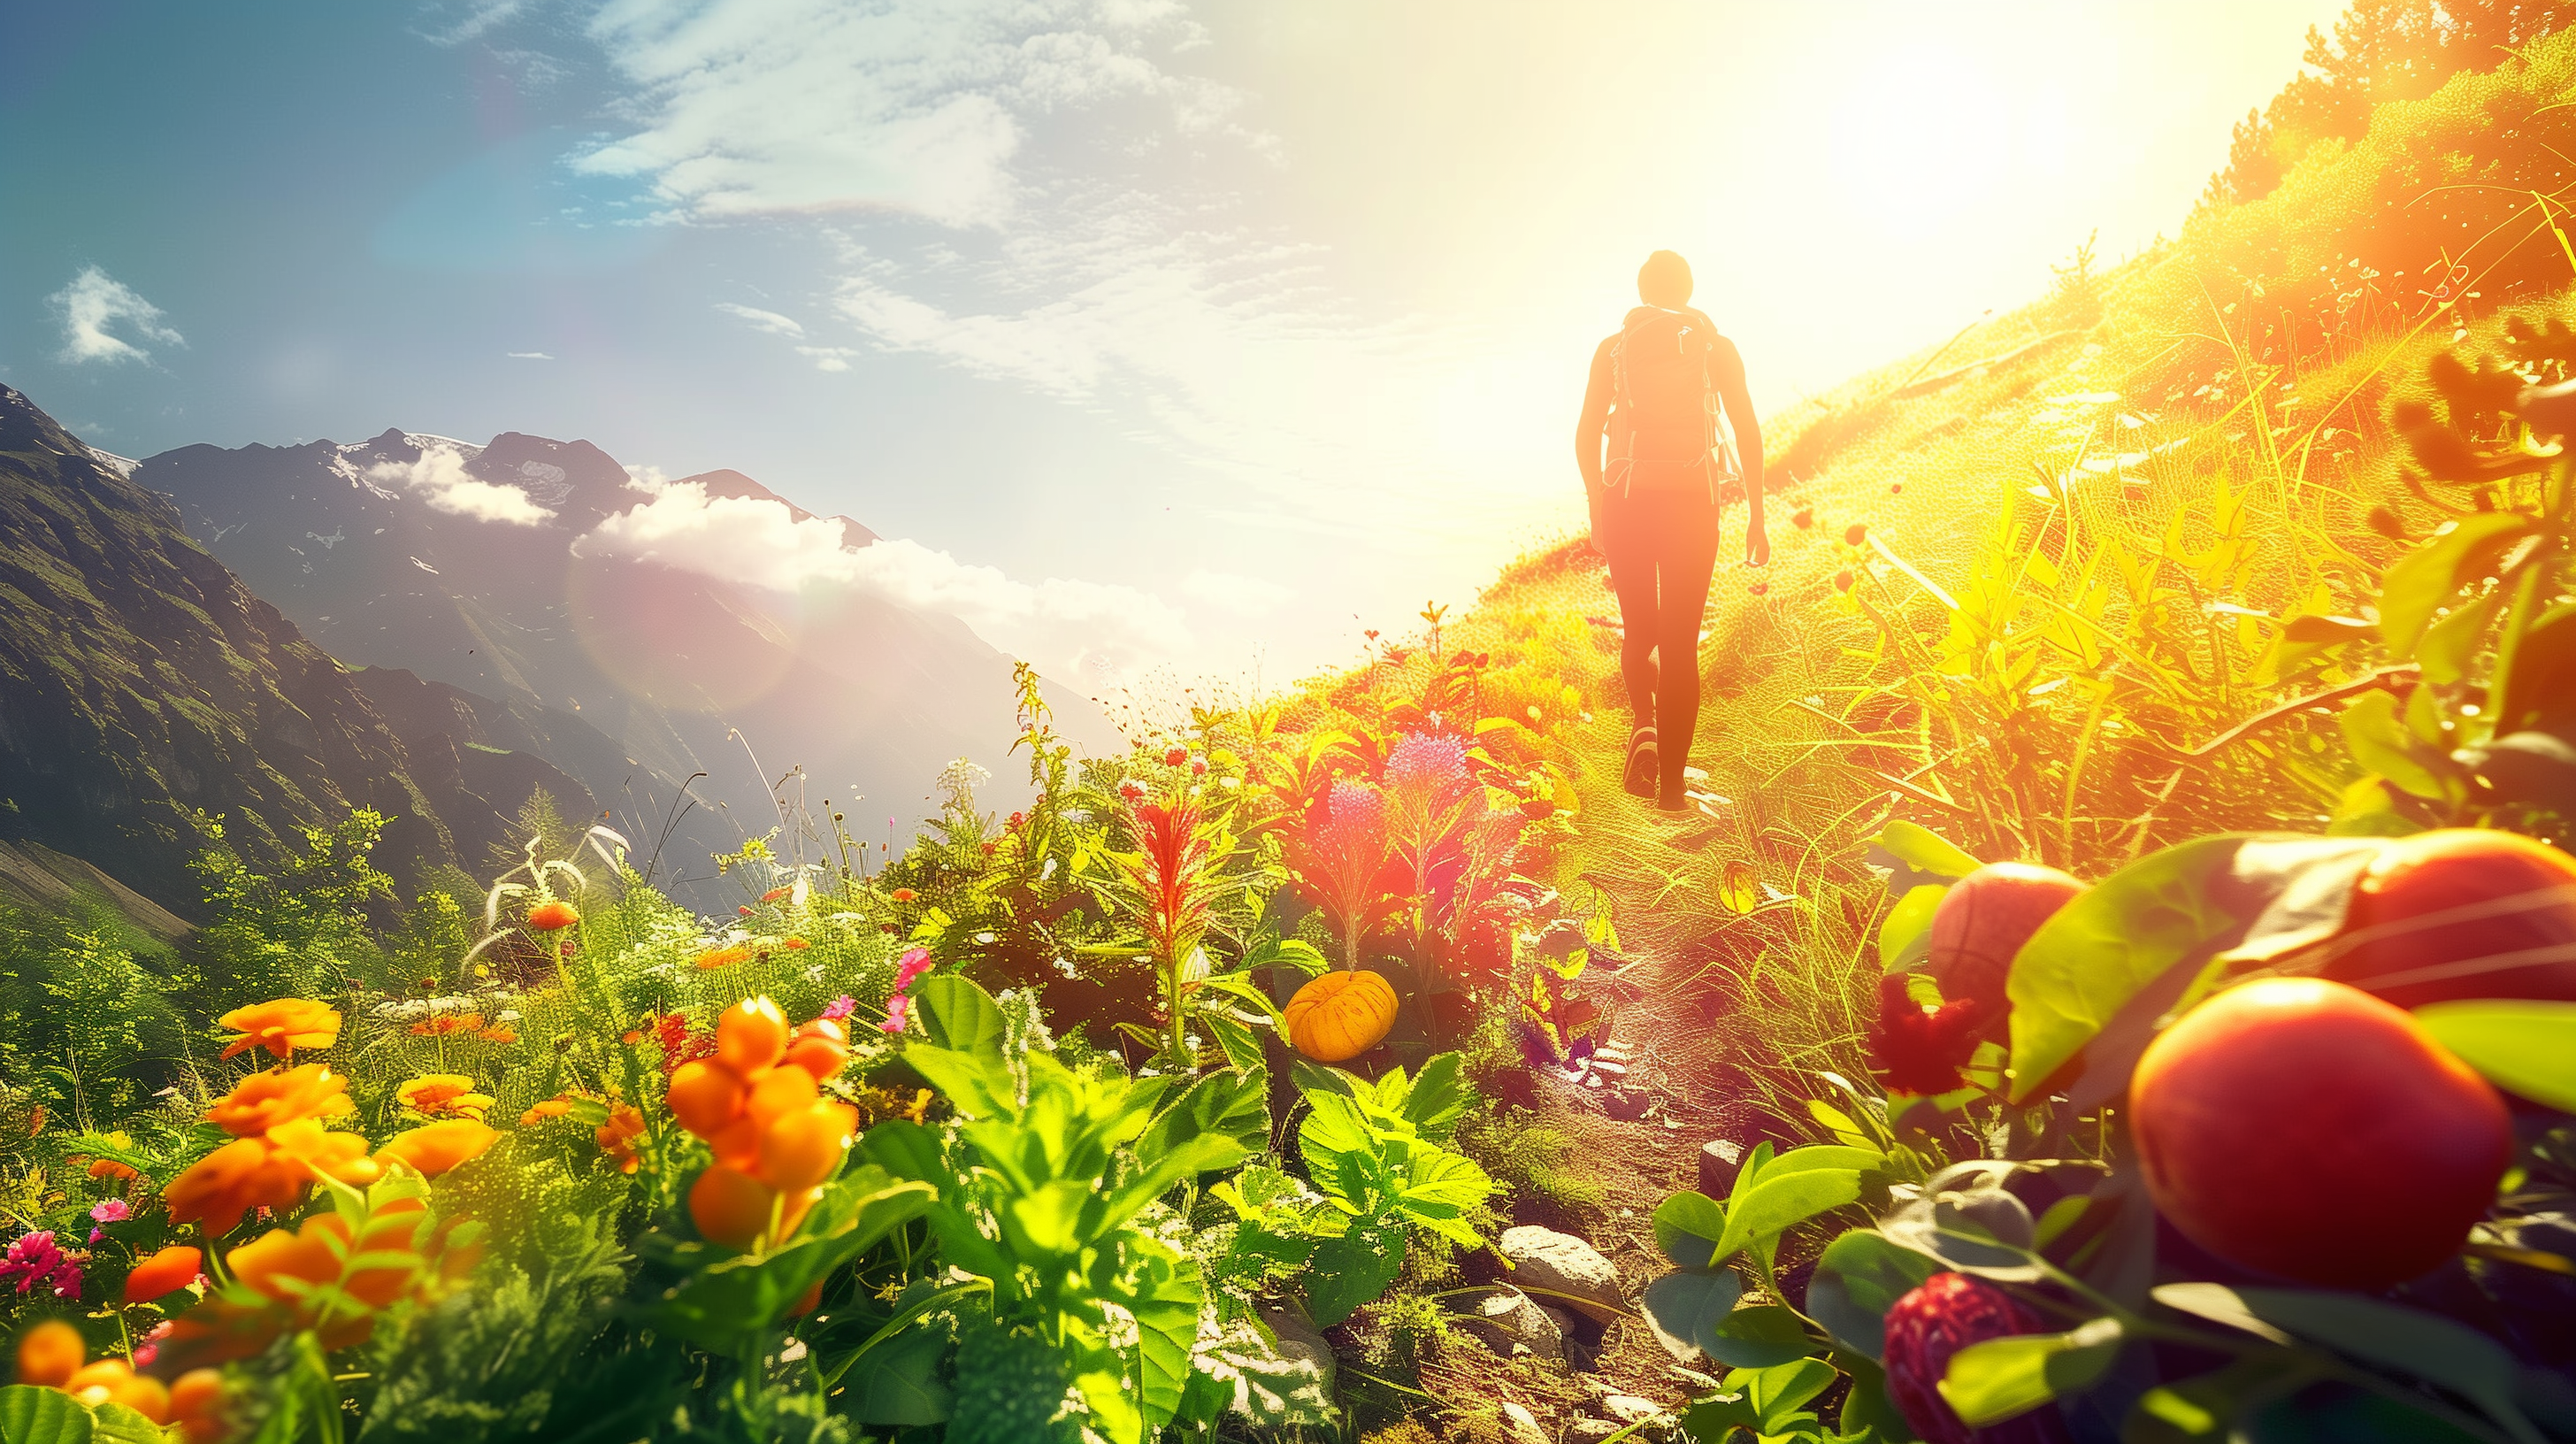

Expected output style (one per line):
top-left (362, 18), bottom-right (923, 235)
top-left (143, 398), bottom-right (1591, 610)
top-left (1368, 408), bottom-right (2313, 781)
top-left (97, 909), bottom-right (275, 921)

top-left (1306, 1215), bottom-right (1406, 1326)
top-left (1123, 1238), bottom-right (1206, 1430)
top-left (2005, 835), bottom-right (2387, 1103)
top-left (911, 974), bottom-right (1008, 1059)
top-left (2153, 1286), bottom-right (2543, 1442)
top-left (80, 1407), bottom-right (156, 1444)
top-left (1139, 1066), bottom-right (1269, 1164)
top-left (2415, 1000), bottom-right (2576, 1111)
top-left (1865, 821), bottom-right (1984, 893)
top-left (2378, 512), bottom-right (2534, 656)
top-left (1878, 884), bottom-right (1949, 973)
top-left (1652, 1190), bottom-right (1729, 1269)
top-left (1938, 1317), bottom-right (2123, 1428)
top-left (1806, 1228), bottom-right (1943, 1362)
top-left (0, 1387), bottom-right (91, 1444)
top-left (642, 1166), bottom-right (936, 1352)
top-left (1392, 1051), bottom-right (1473, 1142)
top-left (2341, 690), bottom-right (2449, 800)
top-left (902, 1042), bottom-right (1019, 1120)
top-left (1712, 1154), bottom-right (1878, 1263)
top-left (1641, 1266), bottom-right (1744, 1363)
top-left (842, 1321), bottom-right (954, 1425)
top-left (1700, 1302), bottom-right (1818, 1369)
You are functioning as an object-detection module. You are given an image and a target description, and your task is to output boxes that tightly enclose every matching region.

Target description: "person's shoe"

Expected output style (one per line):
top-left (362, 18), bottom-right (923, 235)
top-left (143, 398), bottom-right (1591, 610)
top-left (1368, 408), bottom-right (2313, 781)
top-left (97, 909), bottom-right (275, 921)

top-left (1623, 728), bottom-right (1659, 799)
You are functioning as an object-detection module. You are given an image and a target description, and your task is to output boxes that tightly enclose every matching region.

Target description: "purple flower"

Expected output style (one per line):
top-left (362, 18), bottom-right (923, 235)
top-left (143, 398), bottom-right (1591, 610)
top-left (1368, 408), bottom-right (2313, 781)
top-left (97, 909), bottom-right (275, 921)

top-left (0, 1232), bottom-right (81, 1300)
top-left (880, 993), bottom-right (911, 1036)
top-left (1385, 733), bottom-right (1469, 796)
top-left (88, 1200), bottom-right (129, 1225)
top-left (821, 995), bottom-right (857, 1023)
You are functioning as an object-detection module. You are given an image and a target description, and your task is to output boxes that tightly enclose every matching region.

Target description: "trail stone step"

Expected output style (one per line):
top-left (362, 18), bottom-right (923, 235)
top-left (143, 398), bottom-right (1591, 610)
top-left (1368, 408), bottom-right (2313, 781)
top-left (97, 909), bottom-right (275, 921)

top-left (1500, 1225), bottom-right (1625, 1323)
top-left (1698, 1138), bottom-right (1745, 1197)
top-left (1450, 1286), bottom-right (1564, 1363)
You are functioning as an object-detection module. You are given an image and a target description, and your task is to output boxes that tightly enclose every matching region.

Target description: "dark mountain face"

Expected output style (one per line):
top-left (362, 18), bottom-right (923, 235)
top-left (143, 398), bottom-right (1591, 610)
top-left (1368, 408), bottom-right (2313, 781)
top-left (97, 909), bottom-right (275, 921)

top-left (0, 386), bottom-right (596, 915)
top-left (137, 424), bottom-right (1108, 898)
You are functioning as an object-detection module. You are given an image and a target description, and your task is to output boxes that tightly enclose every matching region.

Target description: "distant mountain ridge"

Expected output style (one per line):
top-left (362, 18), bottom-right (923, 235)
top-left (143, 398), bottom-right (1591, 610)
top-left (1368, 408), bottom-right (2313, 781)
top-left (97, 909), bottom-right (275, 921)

top-left (0, 384), bottom-right (600, 915)
top-left (137, 421), bottom-right (1108, 896)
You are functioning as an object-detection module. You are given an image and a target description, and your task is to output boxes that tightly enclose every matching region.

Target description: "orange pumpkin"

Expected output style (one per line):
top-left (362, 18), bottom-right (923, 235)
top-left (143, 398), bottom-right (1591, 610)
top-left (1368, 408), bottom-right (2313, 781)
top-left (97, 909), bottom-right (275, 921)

top-left (1284, 971), bottom-right (1399, 1062)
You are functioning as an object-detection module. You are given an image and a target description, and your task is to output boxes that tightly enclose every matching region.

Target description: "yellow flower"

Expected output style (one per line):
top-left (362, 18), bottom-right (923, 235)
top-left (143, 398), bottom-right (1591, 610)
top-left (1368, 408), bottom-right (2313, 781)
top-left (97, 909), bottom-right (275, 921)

top-left (692, 946), bottom-right (752, 971)
top-left (215, 999), bottom-right (341, 1061)
top-left (395, 1075), bottom-right (494, 1122)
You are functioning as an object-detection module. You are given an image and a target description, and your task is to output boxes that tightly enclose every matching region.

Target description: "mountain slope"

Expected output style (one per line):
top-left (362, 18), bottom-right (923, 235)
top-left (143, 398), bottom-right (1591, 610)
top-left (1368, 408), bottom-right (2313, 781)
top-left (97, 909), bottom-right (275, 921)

top-left (0, 385), bottom-right (596, 914)
top-left (140, 426), bottom-right (1108, 889)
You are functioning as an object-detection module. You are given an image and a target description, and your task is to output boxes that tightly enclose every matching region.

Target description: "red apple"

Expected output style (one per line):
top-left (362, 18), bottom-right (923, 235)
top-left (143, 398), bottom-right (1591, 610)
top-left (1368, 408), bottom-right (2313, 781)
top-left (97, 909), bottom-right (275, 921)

top-left (2327, 828), bottom-right (2576, 1010)
top-left (1927, 863), bottom-right (2087, 1039)
top-left (2129, 977), bottom-right (2510, 1289)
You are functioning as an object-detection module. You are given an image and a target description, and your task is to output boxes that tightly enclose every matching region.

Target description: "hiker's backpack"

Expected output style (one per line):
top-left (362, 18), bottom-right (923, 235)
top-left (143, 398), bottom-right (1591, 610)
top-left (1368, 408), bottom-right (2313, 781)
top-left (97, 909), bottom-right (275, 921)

top-left (1608, 306), bottom-right (1734, 496)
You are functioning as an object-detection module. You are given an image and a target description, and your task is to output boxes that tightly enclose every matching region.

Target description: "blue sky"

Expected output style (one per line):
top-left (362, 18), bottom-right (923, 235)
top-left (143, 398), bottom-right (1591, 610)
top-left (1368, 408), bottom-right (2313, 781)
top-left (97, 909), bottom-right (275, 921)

top-left (2, 0), bottom-right (2340, 690)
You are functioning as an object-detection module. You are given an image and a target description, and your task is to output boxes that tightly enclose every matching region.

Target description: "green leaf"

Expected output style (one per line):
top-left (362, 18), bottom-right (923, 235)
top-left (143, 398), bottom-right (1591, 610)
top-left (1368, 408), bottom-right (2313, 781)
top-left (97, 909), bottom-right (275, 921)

top-left (1394, 1051), bottom-right (1474, 1142)
top-left (2379, 513), bottom-right (2533, 656)
top-left (1140, 1066), bottom-right (1269, 1164)
top-left (2419, 587), bottom-right (2505, 685)
top-left (1878, 884), bottom-right (1949, 973)
top-left (1937, 1316), bottom-right (2123, 1428)
top-left (1641, 1266), bottom-right (1744, 1363)
top-left (2153, 1285), bottom-right (2543, 1441)
top-left (1306, 1215), bottom-right (1407, 1326)
top-left (1713, 1154), bottom-right (1878, 1263)
top-left (842, 1320), bottom-right (955, 1425)
top-left (1835, 1356), bottom-right (1914, 1442)
top-left (0, 1387), bottom-right (93, 1444)
top-left (1742, 1356), bottom-right (1840, 1431)
top-left (911, 974), bottom-right (1008, 1059)
top-left (80, 1406), bottom-right (157, 1444)
top-left (2124, 1356), bottom-right (2314, 1443)
top-left (2005, 834), bottom-right (2387, 1103)
top-left (1866, 821), bottom-right (1983, 893)
top-left (1652, 1190), bottom-right (1729, 1269)
top-left (1204, 1012), bottom-right (1267, 1072)
top-left (902, 1042), bottom-right (1019, 1120)
top-left (2463, 731), bottom-right (2576, 818)
top-left (2340, 689), bottom-right (2450, 800)
top-left (2414, 999), bottom-right (2576, 1110)
top-left (1124, 1238), bottom-right (1206, 1430)
top-left (1806, 1229), bottom-right (1943, 1362)
top-left (1702, 1302), bottom-right (1819, 1369)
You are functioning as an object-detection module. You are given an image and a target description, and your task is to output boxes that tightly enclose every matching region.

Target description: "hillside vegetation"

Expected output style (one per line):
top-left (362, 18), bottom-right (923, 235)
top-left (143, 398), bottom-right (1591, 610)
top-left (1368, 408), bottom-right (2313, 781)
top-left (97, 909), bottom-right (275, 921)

top-left (3, 12), bottom-right (2576, 1444)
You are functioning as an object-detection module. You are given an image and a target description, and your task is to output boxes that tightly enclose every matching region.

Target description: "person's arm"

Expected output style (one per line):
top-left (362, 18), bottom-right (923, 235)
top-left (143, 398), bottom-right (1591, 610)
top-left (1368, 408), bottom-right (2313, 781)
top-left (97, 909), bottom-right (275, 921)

top-left (1576, 338), bottom-right (1614, 493)
top-left (1712, 337), bottom-right (1767, 566)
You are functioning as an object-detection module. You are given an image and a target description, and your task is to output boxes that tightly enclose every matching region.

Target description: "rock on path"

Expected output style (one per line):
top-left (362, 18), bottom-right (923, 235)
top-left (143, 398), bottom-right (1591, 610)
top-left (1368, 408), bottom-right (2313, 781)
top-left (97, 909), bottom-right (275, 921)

top-left (1501, 1224), bottom-right (1627, 1323)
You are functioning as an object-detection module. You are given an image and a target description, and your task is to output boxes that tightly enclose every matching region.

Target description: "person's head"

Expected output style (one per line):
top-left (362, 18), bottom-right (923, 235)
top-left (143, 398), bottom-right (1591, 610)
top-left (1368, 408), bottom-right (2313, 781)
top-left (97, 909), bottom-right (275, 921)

top-left (1637, 250), bottom-right (1693, 309)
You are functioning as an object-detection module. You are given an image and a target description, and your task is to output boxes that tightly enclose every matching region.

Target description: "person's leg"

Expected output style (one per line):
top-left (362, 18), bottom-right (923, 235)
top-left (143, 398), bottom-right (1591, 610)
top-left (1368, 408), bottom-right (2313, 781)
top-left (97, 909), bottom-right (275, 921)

top-left (1596, 489), bottom-right (1661, 737)
top-left (1654, 495), bottom-right (1724, 810)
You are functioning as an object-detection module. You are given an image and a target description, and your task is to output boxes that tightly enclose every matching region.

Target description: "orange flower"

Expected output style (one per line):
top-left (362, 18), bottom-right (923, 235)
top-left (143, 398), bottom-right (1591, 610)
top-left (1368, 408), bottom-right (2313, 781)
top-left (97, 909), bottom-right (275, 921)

top-left (206, 1064), bottom-right (354, 1137)
top-left (479, 1026), bottom-right (518, 1044)
top-left (408, 1013), bottom-right (486, 1037)
top-left (519, 1095), bottom-right (576, 1125)
top-left (525, 900), bottom-right (579, 932)
top-left (783, 937), bottom-right (809, 950)
top-left (86, 1158), bottom-right (140, 1184)
top-left (123, 1244), bottom-right (203, 1303)
top-left (691, 946), bottom-right (751, 971)
top-left (265, 1119), bottom-right (382, 1189)
top-left (215, 999), bottom-right (341, 1061)
top-left (395, 1075), bottom-right (494, 1122)
top-left (595, 1104), bottom-right (646, 1174)
top-left (375, 1120), bottom-right (498, 1179)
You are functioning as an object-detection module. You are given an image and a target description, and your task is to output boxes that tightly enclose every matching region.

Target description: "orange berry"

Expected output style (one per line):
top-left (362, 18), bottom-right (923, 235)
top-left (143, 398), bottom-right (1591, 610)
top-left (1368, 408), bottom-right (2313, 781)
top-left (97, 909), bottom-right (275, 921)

top-left (122, 1244), bottom-right (203, 1303)
top-left (783, 1033), bottom-right (848, 1082)
top-left (746, 1065), bottom-right (817, 1130)
top-left (709, 1114), bottom-right (763, 1171)
top-left (112, 1372), bottom-right (172, 1425)
top-left (171, 1368), bottom-right (225, 1440)
top-left (66, 1358), bottom-right (133, 1404)
top-left (525, 900), bottom-right (579, 932)
top-left (689, 1164), bottom-right (778, 1249)
top-left (778, 1186), bottom-right (823, 1240)
top-left (16, 1319), bottom-right (81, 1386)
top-left (716, 998), bottom-right (789, 1075)
top-left (761, 1102), bottom-right (857, 1192)
top-left (665, 1059), bottom-right (746, 1138)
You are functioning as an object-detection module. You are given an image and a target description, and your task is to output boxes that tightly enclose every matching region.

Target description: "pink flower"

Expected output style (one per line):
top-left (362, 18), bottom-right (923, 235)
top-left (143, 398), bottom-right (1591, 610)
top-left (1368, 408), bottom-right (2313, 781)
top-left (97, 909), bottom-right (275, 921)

top-left (893, 948), bottom-right (934, 992)
top-left (881, 993), bottom-right (911, 1035)
top-left (0, 1232), bottom-right (81, 1299)
top-left (133, 1322), bottom-right (170, 1370)
top-left (821, 995), bottom-right (857, 1023)
top-left (89, 1200), bottom-right (130, 1225)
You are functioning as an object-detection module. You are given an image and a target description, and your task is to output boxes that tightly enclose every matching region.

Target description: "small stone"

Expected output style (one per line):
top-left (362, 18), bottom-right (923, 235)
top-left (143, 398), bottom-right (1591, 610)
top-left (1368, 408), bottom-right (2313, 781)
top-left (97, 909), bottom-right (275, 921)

top-left (1566, 1419), bottom-right (1621, 1442)
top-left (1698, 1138), bottom-right (1745, 1197)
top-left (1500, 1225), bottom-right (1625, 1323)
top-left (1605, 1394), bottom-right (1663, 1425)
top-left (1451, 1286), bottom-right (1564, 1363)
top-left (1503, 1402), bottom-right (1549, 1444)
top-left (1602, 1088), bottom-right (1650, 1120)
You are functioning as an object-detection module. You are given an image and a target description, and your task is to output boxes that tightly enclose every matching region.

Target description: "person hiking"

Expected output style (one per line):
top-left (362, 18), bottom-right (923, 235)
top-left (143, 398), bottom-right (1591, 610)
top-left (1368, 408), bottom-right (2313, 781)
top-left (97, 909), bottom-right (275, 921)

top-left (1576, 249), bottom-right (1767, 813)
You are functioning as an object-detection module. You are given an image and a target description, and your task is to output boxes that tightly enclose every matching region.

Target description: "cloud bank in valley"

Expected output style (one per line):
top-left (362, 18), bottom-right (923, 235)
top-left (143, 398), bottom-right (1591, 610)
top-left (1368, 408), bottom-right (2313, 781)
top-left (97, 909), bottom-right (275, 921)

top-left (368, 446), bottom-right (557, 526)
top-left (575, 479), bottom-right (1187, 677)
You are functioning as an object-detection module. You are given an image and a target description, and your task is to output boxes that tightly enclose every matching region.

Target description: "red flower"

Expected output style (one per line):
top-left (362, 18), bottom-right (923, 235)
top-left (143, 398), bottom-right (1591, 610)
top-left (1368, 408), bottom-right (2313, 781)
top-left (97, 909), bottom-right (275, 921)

top-left (890, 888), bottom-right (916, 903)
top-left (525, 900), bottom-right (579, 932)
top-left (1791, 506), bottom-right (1813, 529)
top-left (738, 905), bottom-right (753, 917)
top-left (1163, 746), bottom-right (1189, 766)
top-left (1844, 524), bottom-right (1867, 546)
top-left (1890, 482), bottom-right (1905, 494)
top-left (760, 886), bottom-right (792, 903)
top-left (1868, 975), bottom-right (1982, 1095)
top-left (1835, 569), bottom-right (1855, 592)
top-left (1882, 1273), bottom-right (2060, 1444)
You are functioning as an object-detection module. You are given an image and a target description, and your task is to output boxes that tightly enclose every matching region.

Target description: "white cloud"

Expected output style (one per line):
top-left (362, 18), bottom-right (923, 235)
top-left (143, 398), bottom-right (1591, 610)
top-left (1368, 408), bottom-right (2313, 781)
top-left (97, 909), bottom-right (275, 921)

top-left (794, 346), bottom-right (855, 372)
top-left (715, 303), bottom-right (805, 338)
top-left (1182, 569), bottom-right (1291, 618)
top-left (368, 445), bottom-right (557, 526)
top-left (506, 349), bottom-right (556, 359)
top-left (573, 480), bottom-right (1185, 674)
top-left (50, 266), bottom-right (184, 365)
top-left (416, 0), bottom-right (523, 45)
top-left (573, 0), bottom-right (1249, 227)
